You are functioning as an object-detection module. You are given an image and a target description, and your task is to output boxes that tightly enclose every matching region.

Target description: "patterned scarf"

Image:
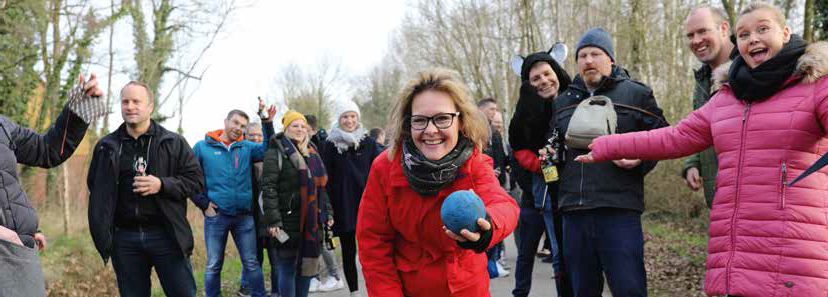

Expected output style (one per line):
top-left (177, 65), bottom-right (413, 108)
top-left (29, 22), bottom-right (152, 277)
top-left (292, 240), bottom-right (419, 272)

top-left (278, 136), bottom-right (328, 276)
top-left (327, 126), bottom-right (367, 154)
top-left (402, 136), bottom-right (473, 196)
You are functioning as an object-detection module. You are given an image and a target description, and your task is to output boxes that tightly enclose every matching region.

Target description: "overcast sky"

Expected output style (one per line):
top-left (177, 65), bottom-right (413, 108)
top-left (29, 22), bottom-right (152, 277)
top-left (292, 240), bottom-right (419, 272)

top-left (91, 0), bottom-right (408, 145)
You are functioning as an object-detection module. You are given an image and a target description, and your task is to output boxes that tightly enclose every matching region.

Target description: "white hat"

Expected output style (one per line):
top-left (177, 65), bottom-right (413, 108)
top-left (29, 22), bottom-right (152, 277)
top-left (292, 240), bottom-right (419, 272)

top-left (332, 100), bottom-right (361, 128)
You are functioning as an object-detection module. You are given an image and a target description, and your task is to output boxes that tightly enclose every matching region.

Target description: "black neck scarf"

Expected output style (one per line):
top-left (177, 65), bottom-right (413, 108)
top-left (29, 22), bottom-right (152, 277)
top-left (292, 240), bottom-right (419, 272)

top-left (729, 35), bottom-right (807, 102)
top-left (401, 136), bottom-right (474, 196)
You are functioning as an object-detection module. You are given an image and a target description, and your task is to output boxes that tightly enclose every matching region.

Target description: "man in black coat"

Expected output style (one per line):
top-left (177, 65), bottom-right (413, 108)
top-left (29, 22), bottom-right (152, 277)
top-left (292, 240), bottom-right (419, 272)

top-left (554, 28), bottom-right (667, 297)
top-left (0, 74), bottom-right (104, 297)
top-left (87, 81), bottom-right (204, 297)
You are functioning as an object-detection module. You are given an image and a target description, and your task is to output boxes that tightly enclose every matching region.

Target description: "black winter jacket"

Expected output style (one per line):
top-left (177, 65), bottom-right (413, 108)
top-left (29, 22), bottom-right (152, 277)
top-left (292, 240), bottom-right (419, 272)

top-left (88, 122), bottom-right (204, 262)
top-left (554, 66), bottom-right (667, 212)
top-left (260, 133), bottom-right (331, 248)
top-left (320, 135), bottom-right (381, 235)
top-left (0, 107), bottom-right (88, 248)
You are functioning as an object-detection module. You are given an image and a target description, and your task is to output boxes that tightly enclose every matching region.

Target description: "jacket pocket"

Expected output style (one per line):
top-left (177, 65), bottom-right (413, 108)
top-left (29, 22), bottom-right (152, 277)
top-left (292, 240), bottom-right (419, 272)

top-left (779, 161), bottom-right (788, 210)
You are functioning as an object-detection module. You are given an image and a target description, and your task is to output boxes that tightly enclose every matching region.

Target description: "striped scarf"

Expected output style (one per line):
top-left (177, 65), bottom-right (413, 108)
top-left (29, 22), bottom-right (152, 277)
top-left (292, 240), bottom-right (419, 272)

top-left (279, 136), bottom-right (328, 276)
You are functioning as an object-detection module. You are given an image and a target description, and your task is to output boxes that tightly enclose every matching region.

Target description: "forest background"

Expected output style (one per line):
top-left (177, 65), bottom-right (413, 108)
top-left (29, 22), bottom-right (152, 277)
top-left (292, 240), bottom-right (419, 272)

top-left (1, 0), bottom-right (825, 295)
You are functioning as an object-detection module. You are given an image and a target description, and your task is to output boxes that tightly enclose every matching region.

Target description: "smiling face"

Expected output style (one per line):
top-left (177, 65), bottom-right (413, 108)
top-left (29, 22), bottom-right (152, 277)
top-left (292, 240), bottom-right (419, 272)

top-left (685, 8), bottom-right (731, 65)
top-left (410, 90), bottom-right (461, 161)
top-left (338, 111), bottom-right (359, 132)
top-left (577, 47), bottom-right (613, 89)
top-left (224, 114), bottom-right (249, 141)
top-left (528, 62), bottom-right (560, 99)
top-left (285, 119), bottom-right (307, 143)
top-left (246, 126), bottom-right (263, 143)
top-left (735, 8), bottom-right (790, 69)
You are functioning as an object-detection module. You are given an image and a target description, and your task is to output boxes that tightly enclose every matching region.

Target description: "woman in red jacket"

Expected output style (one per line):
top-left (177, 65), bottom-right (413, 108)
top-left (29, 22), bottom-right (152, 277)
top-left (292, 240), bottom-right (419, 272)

top-left (356, 68), bottom-right (519, 297)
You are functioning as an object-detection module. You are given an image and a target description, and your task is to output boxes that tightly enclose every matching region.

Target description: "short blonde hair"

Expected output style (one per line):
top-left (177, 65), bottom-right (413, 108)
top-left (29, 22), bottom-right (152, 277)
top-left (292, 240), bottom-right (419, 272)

top-left (386, 68), bottom-right (490, 160)
top-left (738, 1), bottom-right (786, 28)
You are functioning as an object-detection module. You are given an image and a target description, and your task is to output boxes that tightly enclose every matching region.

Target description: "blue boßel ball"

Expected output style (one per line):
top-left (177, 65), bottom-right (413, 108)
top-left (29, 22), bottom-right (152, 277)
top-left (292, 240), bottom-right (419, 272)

top-left (441, 190), bottom-right (486, 234)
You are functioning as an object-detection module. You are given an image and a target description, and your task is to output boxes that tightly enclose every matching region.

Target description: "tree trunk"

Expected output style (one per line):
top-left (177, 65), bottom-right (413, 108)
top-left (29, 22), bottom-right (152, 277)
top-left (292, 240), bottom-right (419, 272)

top-left (62, 165), bottom-right (70, 235)
top-left (102, 0), bottom-right (116, 136)
top-left (805, 0), bottom-right (816, 42)
top-left (721, 0), bottom-right (737, 26)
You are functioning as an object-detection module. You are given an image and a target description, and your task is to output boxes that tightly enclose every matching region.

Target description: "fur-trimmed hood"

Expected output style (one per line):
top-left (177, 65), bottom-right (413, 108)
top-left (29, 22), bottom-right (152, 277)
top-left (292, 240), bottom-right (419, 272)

top-left (712, 41), bottom-right (828, 92)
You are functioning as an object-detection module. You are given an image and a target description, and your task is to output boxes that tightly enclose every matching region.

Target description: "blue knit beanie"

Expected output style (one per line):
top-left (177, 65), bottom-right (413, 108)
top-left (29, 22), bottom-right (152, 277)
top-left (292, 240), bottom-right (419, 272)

top-left (576, 28), bottom-right (615, 62)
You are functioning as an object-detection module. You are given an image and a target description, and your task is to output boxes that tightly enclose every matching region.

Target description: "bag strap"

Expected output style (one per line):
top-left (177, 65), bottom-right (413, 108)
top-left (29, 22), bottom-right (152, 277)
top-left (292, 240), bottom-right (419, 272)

top-left (558, 101), bottom-right (667, 126)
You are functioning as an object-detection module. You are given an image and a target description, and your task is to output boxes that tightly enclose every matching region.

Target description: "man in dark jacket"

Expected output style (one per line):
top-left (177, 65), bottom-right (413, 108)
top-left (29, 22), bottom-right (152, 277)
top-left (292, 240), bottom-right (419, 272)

top-left (0, 74), bottom-right (103, 297)
top-left (510, 50), bottom-right (573, 297)
top-left (87, 81), bottom-right (204, 297)
top-left (682, 5), bottom-right (735, 208)
top-left (554, 28), bottom-right (667, 297)
top-left (306, 114), bottom-right (327, 150)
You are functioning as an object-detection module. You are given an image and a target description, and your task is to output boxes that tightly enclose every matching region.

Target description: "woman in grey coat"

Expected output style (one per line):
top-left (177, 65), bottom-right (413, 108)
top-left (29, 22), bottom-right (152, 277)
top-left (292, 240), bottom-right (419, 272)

top-left (0, 74), bottom-right (104, 296)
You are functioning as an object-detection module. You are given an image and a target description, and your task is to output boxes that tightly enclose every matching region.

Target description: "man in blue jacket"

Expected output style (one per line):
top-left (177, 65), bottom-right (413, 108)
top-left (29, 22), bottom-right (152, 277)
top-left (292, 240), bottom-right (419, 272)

top-left (192, 108), bottom-right (274, 297)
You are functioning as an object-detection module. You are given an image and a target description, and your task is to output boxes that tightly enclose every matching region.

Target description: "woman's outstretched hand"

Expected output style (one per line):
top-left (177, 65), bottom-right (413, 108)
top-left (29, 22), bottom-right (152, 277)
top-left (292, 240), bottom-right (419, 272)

top-left (443, 218), bottom-right (491, 242)
top-left (574, 143), bottom-right (596, 163)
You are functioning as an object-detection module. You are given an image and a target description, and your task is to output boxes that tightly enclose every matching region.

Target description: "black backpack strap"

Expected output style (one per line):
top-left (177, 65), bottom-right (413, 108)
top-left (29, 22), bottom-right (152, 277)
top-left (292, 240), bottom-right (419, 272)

top-left (614, 103), bottom-right (669, 126)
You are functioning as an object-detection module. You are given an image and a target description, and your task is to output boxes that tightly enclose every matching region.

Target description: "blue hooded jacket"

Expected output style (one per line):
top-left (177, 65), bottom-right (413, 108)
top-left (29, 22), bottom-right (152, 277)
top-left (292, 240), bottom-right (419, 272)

top-left (192, 127), bottom-right (271, 215)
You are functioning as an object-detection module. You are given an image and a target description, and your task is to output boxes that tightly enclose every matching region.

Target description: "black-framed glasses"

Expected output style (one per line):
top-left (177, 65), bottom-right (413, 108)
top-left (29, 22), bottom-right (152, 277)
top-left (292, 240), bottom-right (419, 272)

top-left (408, 112), bottom-right (460, 131)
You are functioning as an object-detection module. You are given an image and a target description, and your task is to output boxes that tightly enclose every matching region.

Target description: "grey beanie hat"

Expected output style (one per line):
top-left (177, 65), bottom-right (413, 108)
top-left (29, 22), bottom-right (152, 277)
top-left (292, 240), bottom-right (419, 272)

top-left (576, 28), bottom-right (615, 62)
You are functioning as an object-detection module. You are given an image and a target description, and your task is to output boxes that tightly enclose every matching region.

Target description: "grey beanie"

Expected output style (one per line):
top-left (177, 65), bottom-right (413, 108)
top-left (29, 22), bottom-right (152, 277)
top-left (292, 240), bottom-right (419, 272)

top-left (576, 28), bottom-right (615, 62)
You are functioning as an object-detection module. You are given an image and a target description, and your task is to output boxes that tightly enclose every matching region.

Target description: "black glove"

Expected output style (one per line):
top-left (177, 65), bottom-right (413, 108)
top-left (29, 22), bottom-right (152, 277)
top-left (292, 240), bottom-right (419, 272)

top-left (457, 214), bottom-right (494, 253)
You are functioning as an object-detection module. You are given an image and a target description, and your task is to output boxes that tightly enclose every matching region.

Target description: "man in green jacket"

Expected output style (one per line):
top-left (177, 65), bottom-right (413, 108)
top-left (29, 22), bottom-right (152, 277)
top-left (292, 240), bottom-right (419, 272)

top-left (682, 5), bottom-right (734, 207)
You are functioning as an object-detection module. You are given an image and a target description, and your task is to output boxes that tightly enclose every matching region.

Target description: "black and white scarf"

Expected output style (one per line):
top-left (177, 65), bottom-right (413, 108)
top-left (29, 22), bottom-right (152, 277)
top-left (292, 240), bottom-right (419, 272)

top-left (401, 136), bottom-right (474, 196)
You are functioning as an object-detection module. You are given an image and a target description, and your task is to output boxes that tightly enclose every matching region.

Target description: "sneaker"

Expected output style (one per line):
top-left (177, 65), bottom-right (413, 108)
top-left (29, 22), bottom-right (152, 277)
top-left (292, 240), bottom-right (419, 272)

top-left (319, 277), bottom-right (345, 292)
top-left (309, 277), bottom-right (321, 293)
top-left (498, 258), bottom-right (510, 270)
top-left (237, 287), bottom-right (251, 297)
top-left (542, 255), bottom-right (554, 263)
top-left (496, 262), bottom-right (510, 278)
top-left (536, 248), bottom-right (551, 257)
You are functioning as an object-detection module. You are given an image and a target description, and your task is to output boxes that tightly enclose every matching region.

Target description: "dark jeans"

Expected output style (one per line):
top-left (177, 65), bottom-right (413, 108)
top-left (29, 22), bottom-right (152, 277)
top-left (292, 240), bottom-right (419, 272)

top-left (512, 207), bottom-right (559, 297)
top-left (241, 238), bottom-right (279, 294)
top-left (486, 242), bottom-right (503, 278)
top-left (111, 228), bottom-right (196, 297)
top-left (276, 249), bottom-right (314, 297)
top-left (563, 208), bottom-right (646, 297)
top-left (340, 231), bottom-right (359, 292)
top-left (204, 212), bottom-right (265, 297)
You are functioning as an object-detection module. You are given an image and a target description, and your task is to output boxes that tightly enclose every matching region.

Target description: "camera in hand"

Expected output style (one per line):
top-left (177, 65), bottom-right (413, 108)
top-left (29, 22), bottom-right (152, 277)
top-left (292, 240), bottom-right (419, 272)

top-left (542, 130), bottom-right (563, 183)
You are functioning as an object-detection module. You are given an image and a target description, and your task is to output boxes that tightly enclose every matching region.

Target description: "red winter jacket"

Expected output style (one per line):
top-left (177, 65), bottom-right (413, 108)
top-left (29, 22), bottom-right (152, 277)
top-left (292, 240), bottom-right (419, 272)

top-left (590, 42), bottom-right (828, 297)
top-left (356, 149), bottom-right (519, 297)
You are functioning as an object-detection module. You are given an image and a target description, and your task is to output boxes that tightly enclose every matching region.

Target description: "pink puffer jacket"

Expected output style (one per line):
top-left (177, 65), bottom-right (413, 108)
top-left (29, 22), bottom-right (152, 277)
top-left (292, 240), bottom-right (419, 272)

top-left (590, 42), bottom-right (828, 297)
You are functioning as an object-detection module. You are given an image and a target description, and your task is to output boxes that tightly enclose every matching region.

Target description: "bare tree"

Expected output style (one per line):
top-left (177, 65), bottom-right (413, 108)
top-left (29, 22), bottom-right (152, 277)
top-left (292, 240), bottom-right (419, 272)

top-left (126, 0), bottom-right (241, 122)
top-left (276, 56), bottom-right (344, 129)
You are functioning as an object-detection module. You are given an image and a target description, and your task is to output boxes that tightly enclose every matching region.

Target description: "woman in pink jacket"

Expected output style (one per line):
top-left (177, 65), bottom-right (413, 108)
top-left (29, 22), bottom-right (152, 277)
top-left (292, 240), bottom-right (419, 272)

top-left (577, 2), bottom-right (828, 297)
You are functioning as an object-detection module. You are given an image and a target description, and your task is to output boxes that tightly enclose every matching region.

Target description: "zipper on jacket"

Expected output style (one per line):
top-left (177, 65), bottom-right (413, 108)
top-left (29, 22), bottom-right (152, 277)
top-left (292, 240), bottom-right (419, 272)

top-left (107, 142), bottom-right (123, 260)
top-left (725, 102), bottom-right (751, 294)
top-left (779, 162), bottom-right (787, 209)
top-left (579, 162), bottom-right (585, 206)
